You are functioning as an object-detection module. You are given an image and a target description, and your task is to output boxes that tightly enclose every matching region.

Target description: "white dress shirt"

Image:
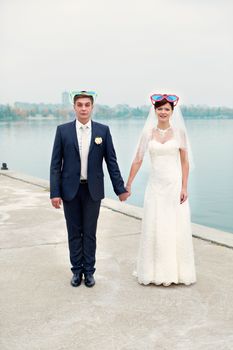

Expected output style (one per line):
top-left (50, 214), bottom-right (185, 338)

top-left (76, 119), bottom-right (92, 180)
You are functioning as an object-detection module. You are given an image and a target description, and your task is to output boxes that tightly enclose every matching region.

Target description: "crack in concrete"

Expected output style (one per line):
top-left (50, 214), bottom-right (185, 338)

top-left (192, 234), bottom-right (233, 250)
top-left (111, 232), bottom-right (140, 237)
top-left (0, 240), bottom-right (67, 250)
top-left (0, 172), bottom-right (49, 190)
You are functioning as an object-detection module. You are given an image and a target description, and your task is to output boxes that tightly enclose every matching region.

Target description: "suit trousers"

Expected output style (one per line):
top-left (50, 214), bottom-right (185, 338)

top-left (63, 183), bottom-right (101, 275)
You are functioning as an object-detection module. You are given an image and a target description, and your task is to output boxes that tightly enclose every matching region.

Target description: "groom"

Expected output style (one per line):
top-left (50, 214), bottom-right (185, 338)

top-left (50, 91), bottom-right (129, 288)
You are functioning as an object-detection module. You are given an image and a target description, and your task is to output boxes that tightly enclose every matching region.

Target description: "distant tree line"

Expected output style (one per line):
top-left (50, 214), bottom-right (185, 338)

top-left (181, 105), bottom-right (233, 119)
top-left (1, 102), bottom-right (233, 121)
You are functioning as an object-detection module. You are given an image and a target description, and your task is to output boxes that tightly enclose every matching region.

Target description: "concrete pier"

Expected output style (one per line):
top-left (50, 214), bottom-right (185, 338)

top-left (0, 171), bottom-right (233, 350)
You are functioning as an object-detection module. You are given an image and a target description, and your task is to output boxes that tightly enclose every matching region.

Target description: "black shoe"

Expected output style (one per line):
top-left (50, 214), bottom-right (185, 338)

top-left (70, 273), bottom-right (82, 287)
top-left (84, 274), bottom-right (95, 288)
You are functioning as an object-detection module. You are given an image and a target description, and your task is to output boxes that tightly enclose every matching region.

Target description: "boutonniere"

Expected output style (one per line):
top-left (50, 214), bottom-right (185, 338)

top-left (95, 137), bottom-right (103, 145)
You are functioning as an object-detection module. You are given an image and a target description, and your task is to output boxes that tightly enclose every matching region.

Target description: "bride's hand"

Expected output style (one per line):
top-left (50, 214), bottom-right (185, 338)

top-left (126, 184), bottom-right (132, 195)
top-left (180, 188), bottom-right (188, 204)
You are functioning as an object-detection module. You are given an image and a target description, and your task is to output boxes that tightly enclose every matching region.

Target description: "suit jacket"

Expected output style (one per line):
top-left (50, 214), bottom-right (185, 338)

top-left (50, 120), bottom-right (126, 201)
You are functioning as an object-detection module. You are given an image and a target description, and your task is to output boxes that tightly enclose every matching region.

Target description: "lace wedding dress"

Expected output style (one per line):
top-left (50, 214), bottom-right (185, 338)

top-left (134, 128), bottom-right (196, 286)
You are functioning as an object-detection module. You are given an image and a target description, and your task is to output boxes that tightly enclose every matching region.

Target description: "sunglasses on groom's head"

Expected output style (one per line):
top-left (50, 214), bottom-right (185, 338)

top-left (70, 90), bottom-right (97, 104)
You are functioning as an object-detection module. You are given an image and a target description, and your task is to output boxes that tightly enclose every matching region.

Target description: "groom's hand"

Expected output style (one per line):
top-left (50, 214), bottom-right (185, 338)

top-left (118, 192), bottom-right (130, 202)
top-left (51, 197), bottom-right (62, 209)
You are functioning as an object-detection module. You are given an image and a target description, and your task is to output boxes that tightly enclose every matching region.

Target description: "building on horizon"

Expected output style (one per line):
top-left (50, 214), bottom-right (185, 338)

top-left (62, 91), bottom-right (70, 107)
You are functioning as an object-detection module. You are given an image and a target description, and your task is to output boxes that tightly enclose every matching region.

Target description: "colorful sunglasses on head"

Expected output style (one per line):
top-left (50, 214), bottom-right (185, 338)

top-left (69, 90), bottom-right (97, 104)
top-left (150, 94), bottom-right (179, 106)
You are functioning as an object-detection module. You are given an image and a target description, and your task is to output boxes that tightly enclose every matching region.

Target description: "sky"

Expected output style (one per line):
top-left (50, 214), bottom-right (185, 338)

top-left (1, 0), bottom-right (233, 107)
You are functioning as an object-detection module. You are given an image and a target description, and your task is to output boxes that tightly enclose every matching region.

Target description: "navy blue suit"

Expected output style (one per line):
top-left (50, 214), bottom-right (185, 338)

top-left (50, 120), bottom-right (126, 274)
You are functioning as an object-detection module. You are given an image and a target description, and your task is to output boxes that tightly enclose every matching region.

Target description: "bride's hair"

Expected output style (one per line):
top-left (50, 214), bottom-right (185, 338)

top-left (154, 99), bottom-right (174, 110)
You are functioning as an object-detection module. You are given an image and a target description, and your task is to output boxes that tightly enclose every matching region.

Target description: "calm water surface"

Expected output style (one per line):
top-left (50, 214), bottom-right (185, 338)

top-left (0, 117), bottom-right (233, 233)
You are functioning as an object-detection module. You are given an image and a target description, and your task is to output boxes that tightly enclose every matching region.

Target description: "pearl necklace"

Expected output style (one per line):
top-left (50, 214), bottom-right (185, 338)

top-left (156, 126), bottom-right (171, 137)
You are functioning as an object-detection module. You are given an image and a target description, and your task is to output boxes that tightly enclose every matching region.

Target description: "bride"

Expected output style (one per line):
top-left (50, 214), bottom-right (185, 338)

top-left (126, 93), bottom-right (196, 286)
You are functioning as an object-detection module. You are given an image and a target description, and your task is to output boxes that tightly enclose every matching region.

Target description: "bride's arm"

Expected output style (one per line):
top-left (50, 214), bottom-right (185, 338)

top-left (179, 149), bottom-right (189, 203)
top-left (126, 128), bottom-right (150, 193)
top-left (126, 160), bottom-right (143, 193)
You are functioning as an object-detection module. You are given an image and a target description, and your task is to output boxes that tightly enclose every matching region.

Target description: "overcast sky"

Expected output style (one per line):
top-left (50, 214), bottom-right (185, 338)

top-left (1, 0), bottom-right (232, 107)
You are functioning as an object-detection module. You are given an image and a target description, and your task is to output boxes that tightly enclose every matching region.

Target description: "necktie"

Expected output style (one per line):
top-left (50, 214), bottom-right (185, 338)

top-left (80, 126), bottom-right (89, 179)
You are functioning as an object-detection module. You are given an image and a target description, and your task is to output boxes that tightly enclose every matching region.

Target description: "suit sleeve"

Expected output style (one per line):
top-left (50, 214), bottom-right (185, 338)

top-left (104, 126), bottom-right (126, 196)
top-left (50, 126), bottom-right (63, 199)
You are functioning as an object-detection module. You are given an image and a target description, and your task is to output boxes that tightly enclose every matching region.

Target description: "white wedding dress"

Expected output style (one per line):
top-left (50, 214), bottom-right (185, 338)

top-left (134, 128), bottom-right (196, 286)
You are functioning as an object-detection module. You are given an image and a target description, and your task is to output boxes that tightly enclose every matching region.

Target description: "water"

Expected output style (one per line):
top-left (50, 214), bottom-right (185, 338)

top-left (0, 117), bottom-right (233, 233)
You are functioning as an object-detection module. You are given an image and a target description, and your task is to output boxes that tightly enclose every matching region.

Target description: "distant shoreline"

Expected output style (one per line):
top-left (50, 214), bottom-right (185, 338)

top-left (1, 102), bottom-right (233, 121)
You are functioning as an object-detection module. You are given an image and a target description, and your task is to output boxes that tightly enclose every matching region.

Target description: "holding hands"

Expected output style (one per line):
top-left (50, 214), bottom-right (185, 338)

top-left (126, 184), bottom-right (131, 195)
top-left (118, 191), bottom-right (130, 202)
top-left (118, 183), bottom-right (132, 202)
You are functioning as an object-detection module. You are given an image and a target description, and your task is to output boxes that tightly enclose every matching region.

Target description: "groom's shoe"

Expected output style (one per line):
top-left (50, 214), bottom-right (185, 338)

top-left (70, 273), bottom-right (82, 287)
top-left (84, 274), bottom-right (95, 288)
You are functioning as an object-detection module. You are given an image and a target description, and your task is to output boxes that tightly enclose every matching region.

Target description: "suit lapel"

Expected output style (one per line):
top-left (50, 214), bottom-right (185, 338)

top-left (88, 120), bottom-right (97, 156)
top-left (71, 120), bottom-right (80, 159)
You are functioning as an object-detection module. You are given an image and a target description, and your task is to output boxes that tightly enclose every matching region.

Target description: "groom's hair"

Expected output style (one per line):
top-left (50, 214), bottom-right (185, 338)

top-left (154, 99), bottom-right (174, 110)
top-left (73, 92), bottom-right (94, 105)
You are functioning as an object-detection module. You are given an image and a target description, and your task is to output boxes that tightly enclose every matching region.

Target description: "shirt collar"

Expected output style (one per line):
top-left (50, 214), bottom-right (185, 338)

top-left (76, 119), bottom-right (91, 130)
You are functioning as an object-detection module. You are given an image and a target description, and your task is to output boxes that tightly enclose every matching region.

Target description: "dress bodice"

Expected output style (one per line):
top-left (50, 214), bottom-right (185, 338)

top-left (148, 138), bottom-right (180, 170)
top-left (147, 138), bottom-right (182, 195)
